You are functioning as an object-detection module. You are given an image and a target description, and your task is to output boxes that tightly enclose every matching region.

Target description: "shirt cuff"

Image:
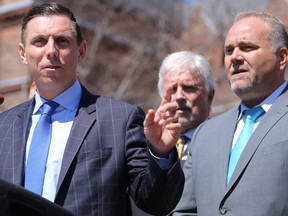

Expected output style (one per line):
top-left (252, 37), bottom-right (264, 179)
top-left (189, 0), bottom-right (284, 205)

top-left (149, 149), bottom-right (176, 170)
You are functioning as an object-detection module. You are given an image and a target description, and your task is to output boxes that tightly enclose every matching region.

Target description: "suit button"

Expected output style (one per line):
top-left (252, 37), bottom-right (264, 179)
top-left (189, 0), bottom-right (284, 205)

top-left (219, 206), bottom-right (227, 215)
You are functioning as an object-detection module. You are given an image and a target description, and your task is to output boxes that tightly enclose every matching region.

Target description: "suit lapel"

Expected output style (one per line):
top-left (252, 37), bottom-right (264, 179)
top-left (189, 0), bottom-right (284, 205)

top-left (11, 101), bottom-right (33, 185)
top-left (227, 89), bottom-right (288, 188)
top-left (219, 108), bottom-right (240, 189)
top-left (56, 91), bottom-right (98, 192)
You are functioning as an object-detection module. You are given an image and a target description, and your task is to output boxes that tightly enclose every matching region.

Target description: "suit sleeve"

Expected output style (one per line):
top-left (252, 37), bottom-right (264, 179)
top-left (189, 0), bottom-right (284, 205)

top-left (126, 106), bottom-right (185, 215)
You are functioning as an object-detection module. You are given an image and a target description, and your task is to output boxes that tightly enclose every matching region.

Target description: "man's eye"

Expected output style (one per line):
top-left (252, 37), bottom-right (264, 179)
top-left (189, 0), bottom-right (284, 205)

top-left (57, 38), bottom-right (69, 46)
top-left (33, 39), bottom-right (46, 47)
top-left (172, 86), bottom-right (177, 93)
top-left (225, 48), bottom-right (234, 55)
top-left (184, 86), bottom-right (197, 92)
top-left (241, 46), bottom-right (255, 52)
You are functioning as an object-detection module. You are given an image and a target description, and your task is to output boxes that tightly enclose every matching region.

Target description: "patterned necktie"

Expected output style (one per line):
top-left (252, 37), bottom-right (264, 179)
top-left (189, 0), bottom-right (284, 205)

top-left (227, 106), bottom-right (265, 184)
top-left (25, 101), bottom-right (59, 195)
top-left (176, 136), bottom-right (185, 159)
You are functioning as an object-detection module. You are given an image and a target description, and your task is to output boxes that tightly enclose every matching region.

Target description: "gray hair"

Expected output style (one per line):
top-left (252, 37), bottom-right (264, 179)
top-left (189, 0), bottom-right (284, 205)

top-left (234, 11), bottom-right (288, 53)
top-left (157, 51), bottom-right (215, 98)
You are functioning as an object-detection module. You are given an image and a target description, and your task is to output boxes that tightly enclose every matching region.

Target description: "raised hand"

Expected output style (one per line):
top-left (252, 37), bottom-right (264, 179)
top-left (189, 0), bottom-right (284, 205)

top-left (144, 85), bottom-right (181, 157)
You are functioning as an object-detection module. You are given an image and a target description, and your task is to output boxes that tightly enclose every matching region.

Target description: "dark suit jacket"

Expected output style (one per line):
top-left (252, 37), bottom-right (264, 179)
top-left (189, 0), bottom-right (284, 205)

top-left (172, 88), bottom-right (288, 216)
top-left (0, 87), bottom-right (184, 216)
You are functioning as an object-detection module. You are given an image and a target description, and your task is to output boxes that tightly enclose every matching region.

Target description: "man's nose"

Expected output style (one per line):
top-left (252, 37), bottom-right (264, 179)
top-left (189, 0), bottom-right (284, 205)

top-left (231, 48), bottom-right (244, 63)
top-left (46, 40), bottom-right (58, 58)
top-left (175, 88), bottom-right (185, 101)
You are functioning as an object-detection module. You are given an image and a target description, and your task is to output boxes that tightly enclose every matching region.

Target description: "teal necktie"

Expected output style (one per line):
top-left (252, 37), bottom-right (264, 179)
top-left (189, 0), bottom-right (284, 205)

top-left (227, 106), bottom-right (265, 184)
top-left (25, 101), bottom-right (59, 195)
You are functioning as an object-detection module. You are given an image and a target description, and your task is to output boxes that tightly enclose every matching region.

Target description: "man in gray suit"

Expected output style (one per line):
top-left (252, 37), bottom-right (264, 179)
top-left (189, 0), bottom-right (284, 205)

top-left (0, 3), bottom-right (184, 216)
top-left (172, 11), bottom-right (288, 215)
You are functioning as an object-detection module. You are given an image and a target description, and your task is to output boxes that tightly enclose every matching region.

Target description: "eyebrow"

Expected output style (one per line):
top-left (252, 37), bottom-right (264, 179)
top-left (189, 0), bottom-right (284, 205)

top-left (225, 40), bottom-right (257, 47)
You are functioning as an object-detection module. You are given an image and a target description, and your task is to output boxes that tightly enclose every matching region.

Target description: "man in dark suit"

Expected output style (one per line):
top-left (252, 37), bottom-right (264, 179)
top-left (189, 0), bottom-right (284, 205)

top-left (131, 51), bottom-right (215, 216)
top-left (0, 3), bottom-right (184, 216)
top-left (172, 11), bottom-right (288, 215)
top-left (157, 51), bottom-right (215, 166)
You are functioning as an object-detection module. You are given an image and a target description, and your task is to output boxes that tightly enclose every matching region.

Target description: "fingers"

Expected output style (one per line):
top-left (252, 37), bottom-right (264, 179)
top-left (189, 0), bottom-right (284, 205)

top-left (156, 101), bottom-right (178, 125)
top-left (158, 102), bottom-right (178, 114)
top-left (144, 109), bottom-right (156, 127)
top-left (160, 84), bottom-right (173, 106)
top-left (159, 114), bottom-right (178, 126)
top-left (145, 107), bottom-right (179, 133)
top-left (157, 83), bottom-right (179, 122)
top-left (145, 107), bottom-right (179, 128)
top-left (165, 121), bottom-right (181, 132)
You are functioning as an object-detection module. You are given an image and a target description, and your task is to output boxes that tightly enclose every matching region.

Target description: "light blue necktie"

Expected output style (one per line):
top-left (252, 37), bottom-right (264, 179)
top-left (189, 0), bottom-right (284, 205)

top-left (25, 101), bottom-right (59, 195)
top-left (227, 106), bottom-right (265, 184)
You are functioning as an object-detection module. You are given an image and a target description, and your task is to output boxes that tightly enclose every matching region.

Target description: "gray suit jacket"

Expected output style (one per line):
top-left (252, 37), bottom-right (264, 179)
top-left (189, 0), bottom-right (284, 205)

top-left (172, 88), bottom-right (288, 216)
top-left (0, 87), bottom-right (184, 216)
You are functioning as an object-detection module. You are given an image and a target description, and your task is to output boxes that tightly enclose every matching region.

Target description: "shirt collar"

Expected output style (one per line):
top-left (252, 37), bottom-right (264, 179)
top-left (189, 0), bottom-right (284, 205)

top-left (239, 80), bottom-right (288, 117)
top-left (33, 80), bottom-right (82, 114)
top-left (182, 129), bottom-right (196, 141)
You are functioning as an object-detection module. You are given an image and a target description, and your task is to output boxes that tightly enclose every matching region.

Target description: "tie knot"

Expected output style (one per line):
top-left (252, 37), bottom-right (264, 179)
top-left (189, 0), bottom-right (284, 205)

top-left (178, 135), bottom-right (186, 143)
top-left (244, 106), bottom-right (265, 122)
top-left (177, 135), bottom-right (189, 146)
top-left (177, 138), bottom-right (185, 146)
top-left (41, 101), bottom-right (59, 116)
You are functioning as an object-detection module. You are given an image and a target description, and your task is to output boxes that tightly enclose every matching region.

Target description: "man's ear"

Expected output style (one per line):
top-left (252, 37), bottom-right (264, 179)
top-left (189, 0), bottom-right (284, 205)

top-left (207, 89), bottom-right (215, 115)
top-left (208, 89), bottom-right (215, 106)
top-left (276, 47), bottom-right (288, 71)
top-left (78, 40), bottom-right (87, 62)
top-left (18, 43), bottom-right (28, 64)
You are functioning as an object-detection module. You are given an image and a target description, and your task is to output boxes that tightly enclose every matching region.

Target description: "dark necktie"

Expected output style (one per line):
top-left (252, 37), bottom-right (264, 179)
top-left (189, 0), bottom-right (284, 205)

top-left (227, 106), bottom-right (265, 184)
top-left (25, 101), bottom-right (59, 195)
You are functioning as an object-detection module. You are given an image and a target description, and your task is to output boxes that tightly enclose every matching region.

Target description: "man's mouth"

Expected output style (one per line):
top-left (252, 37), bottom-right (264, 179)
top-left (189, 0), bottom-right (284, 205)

top-left (231, 69), bottom-right (248, 77)
top-left (46, 65), bottom-right (61, 69)
top-left (177, 107), bottom-right (190, 112)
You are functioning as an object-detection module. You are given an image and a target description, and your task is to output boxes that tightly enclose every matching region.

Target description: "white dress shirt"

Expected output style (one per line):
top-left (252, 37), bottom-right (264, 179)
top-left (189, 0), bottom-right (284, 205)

top-left (26, 80), bottom-right (82, 201)
top-left (232, 81), bottom-right (288, 149)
